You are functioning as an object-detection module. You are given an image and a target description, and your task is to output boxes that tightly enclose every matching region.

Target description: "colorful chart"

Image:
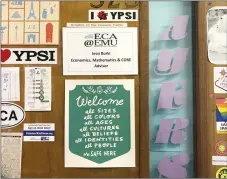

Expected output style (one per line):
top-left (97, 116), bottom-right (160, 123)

top-left (216, 98), bottom-right (227, 134)
top-left (1, 0), bottom-right (59, 45)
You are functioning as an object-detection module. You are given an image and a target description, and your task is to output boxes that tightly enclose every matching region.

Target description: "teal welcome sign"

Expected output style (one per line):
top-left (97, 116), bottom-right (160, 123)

top-left (65, 80), bottom-right (135, 167)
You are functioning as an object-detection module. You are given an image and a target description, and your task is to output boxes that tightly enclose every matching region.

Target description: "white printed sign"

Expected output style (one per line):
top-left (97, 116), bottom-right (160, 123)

top-left (89, 10), bottom-right (138, 21)
top-left (67, 23), bottom-right (127, 28)
top-left (212, 156), bottom-right (227, 166)
top-left (23, 123), bottom-right (55, 142)
top-left (63, 28), bottom-right (138, 75)
top-left (1, 48), bottom-right (57, 64)
top-left (214, 67), bottom-right (227, 93)
top-left (24, 67), bottom-right (51, 111)
top-left (1, 67), bottom-right (20, 101)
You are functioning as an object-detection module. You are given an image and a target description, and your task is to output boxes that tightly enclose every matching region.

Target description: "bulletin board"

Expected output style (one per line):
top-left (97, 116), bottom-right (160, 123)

top-left (1, 1), bottom-right (149, 178)
top-left (196, 1), bottom-right (227, 178)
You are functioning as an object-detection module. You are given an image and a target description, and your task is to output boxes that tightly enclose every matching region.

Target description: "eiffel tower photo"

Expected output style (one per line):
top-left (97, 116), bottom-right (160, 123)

top-left (27, 0), bottom-right (36, 20)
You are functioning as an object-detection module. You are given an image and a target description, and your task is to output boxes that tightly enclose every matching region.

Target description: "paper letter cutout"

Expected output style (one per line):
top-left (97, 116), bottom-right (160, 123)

top-left (158, 15), bottom-right (189, 40)
top-left (158, 154), bottom-right (189, 178)
top-left (154, 118), bottom-right (189, 144)
top-left (157, 81), bottom-right (186, 110)
top-left (154, 48), bottom-right (189, 76)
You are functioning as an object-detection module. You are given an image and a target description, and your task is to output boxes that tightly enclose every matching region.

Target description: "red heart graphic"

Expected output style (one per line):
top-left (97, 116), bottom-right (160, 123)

top-left (1, 49), bottom-right (11, 63)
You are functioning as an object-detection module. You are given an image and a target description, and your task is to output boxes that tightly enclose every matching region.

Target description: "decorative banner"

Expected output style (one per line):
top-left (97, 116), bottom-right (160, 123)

top-left (1, 102), bottom-right (25, 129)
top-left (1, 67), bottom-right (20, 101)
top-left (1, 133), bottom-right (23, 178)
top-left (1, 48), bottom-right (57, 64)
top-left (149, 2), bottom-right (194, 178)
top-left (216, 167), bottom-right (227, 178)
top-left (24, 67), bottom-right (51, 111)
top-left (1, 1), bottom-right (59, 45)
top-left (207, 7), bottom-right (227, 64)
top-left (23, 123), bottom-right (55, 142)
top-left (214, 67), bottom-right (227, 93)
top-left (65, 79), bottom-right (135, 167)
top-left (89, 10), bottom-right (138, 21)
top-left (216, 98), bottom-right (227, 134)
top-left (63, 27), bottom-right (138, 75)
top-left (215, 141), bottom-right (227, 155)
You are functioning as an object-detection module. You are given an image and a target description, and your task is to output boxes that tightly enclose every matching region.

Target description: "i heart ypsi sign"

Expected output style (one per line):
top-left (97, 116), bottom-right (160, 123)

top-left (1, 48), bottom-right (57, 64)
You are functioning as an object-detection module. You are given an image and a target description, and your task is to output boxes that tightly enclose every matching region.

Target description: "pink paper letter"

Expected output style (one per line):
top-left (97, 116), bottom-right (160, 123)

top-left (154, 48), bottom-right (189, 75)
top-left (154, 118), bottom-right (189, 144)
top-left (158, 15), bottom-right (189, 40)
top-left (157, 81), bottom-right (186, 110)
top-left (158, 154), bottom-right (189, 178)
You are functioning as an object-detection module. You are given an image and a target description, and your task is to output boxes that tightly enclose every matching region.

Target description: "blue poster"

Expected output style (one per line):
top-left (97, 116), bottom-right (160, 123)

top-left (149, 2), bottom-right (194, 178)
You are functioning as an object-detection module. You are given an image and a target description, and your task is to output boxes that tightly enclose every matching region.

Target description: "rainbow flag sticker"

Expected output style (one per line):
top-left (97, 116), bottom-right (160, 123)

top-left (216, 98), bottom-right (227, 134)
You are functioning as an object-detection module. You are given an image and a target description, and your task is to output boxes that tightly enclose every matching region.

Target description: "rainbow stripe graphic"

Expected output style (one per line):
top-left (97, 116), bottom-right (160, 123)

top-left (216, 98), bottom-right (227, 134)
top-left (216, 98), bottom-right (227, 121)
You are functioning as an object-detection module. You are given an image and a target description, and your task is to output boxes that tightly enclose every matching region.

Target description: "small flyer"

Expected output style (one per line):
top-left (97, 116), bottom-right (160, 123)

top-left (214, 67), bottom-right (227, 93)
top-left (216, 98), bottom-right (227, 134)
top-left (24, 67), bottom-right (51, 111)
top-left (23, 123), bottom-right (55, 142)
top-left (1, 133), bottom-right (23, 178)
top-left (1, 67), bottom-right (20, 101)
top-left (64, 79), bottom-right (135, 167)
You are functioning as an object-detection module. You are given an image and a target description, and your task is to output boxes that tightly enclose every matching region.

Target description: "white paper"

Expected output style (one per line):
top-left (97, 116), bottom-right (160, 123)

top-left (63, 27), bottom-right (138, 76)
top-left (24, 67), bottom-right (51, 111)
top-left (1, 133), bottom-right (23, 178)
top-left (66, 23), bottom-right (127, 28)
top-left (1, 67), bottom-right (20, 101)
top-left (214, 67), bottom-right (227, 93)
top-left (64, 79), bottom-right (135, 168)
top-left (207, 7), bottom-right (227, 64)
top-left (212, 156), bottom-right (227, 166)
top-left (23, 123), bottom-right (55, 142)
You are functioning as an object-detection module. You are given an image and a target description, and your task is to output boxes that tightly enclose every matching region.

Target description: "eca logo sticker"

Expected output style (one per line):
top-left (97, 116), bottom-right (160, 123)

top-left (89, 10), bottom-right (138, 21)
top-left (1, 48), bottom-right (57, 64)
top-left (1, 102), bottom-right (25, 129)
top-left (215, 141), bottom-right (227, 155)
top-left (216, 167), bottom-right (227, 178)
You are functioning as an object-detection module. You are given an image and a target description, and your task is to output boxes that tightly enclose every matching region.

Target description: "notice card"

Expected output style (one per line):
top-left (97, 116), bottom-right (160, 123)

top-left (1, 67), bottom-right (20, 101)
top-left (24, 67), bottom-right (51, 111)
top-left (64, 79), bottom-right (135, 168)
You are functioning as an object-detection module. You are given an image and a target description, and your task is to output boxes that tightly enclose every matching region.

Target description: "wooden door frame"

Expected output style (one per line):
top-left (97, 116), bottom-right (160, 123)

top-left (138, 1), bottom-right (150, 178)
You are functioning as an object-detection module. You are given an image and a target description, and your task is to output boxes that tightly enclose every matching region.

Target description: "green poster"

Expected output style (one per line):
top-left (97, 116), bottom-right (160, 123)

top-left (65, 80), bottom-right (135, 168)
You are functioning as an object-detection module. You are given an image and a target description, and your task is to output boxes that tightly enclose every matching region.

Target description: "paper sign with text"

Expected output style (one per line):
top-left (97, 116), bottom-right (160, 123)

top-left (67, 23), bottom-right (127, 28)
top-left (23, 123), bottom-right (55, 142)
top-left (64, 79), bottom-right (135, 167)
top-left (63, 28), bottom-right (138, 75)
